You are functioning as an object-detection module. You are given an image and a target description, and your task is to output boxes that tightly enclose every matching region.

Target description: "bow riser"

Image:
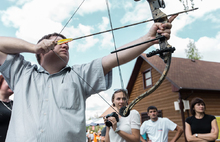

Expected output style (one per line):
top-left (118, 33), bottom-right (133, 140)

top-left (147, 0), bottom-right (173, 63)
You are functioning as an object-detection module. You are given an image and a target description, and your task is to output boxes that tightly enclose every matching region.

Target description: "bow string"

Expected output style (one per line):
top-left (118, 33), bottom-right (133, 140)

top-left (53, 0), bottom-right (198, 117)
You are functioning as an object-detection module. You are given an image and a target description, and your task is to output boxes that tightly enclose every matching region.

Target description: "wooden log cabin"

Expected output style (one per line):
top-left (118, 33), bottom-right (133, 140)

top-left (125, 54), bottom-right (220, 142)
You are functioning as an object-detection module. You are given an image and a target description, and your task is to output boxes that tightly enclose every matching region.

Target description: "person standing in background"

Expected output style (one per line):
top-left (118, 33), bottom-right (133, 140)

top-left (0, 75), bottom-right (14, 142)
top-left (104, 89), bottom-right (141, 142)
top-left (101, 126), bottom-right (106, 142)
top-left (185, 97), bottom-right (219, 142)
top-left (140, 106), bottom-right (183, 142)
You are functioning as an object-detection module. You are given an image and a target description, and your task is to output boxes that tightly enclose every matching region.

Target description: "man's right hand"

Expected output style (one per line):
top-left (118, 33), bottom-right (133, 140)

top-left (35, 39), bottom-right (56, 54)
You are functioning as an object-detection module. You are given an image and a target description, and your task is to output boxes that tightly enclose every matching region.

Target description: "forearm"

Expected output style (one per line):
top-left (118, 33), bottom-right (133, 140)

top-left (113, 35), bottom-right (153, 65)
top-left (0, 37), bottom-right (35, 54)
top-left (197, 133), bottom-right (218, 141)
top-left (186, 135), bottom-right (209, 142)
top-left (171, 126), bottom-right (183, 142)
top-left (105, 127), bottom-right (110, 142)
top-left (194, 119), bottom-right (219, 141)
top-left (102, 35), bottom-right (153, 74)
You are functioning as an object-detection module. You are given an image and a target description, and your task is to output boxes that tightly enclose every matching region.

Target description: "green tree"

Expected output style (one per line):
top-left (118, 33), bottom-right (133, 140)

top-left (179, 0), bottom-right (194, 10)
top-left (185, 40), bottom-right (202, 60)
top-left (179, 0), bottom-right (202, 10)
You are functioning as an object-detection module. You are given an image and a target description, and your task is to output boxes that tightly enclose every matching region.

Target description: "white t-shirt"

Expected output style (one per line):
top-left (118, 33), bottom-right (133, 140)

top-left (140, 117), bottom-right (177, 142)
top-left (109, 110), bottom-right (140, 142)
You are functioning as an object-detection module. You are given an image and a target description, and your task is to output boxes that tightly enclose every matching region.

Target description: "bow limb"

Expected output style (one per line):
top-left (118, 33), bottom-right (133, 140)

top-left (121, 0), bottom-right (175, 117)
top-left (121, 53), bottom-right (172, 116)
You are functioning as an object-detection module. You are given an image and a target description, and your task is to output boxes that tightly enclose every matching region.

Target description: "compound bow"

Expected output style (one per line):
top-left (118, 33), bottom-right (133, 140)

top-left (120, 0), bottom-right (176, 117)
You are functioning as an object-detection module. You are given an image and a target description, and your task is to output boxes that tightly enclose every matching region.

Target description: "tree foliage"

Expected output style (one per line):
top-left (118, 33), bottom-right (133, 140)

top-left (185, 40), bottom-right (202, 60)
top-left (179, 0), bottom-right (197, 10)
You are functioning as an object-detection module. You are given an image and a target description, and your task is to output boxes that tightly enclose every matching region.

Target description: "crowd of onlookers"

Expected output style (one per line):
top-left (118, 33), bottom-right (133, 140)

top-left (86, 127), bottom-right (106, 142)
top-left (85, 90), bottom-right (219, 142)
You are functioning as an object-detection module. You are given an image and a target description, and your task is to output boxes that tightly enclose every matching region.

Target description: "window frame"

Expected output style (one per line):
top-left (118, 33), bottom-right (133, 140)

top-left (142, 68), bottom-right (153, 89)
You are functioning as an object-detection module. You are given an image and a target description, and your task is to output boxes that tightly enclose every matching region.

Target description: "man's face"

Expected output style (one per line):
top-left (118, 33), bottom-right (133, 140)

top-left (148, 109), bottom-right (158, 120)
top-left (42, 36), bottom-right (69, 65)
top-left (52, 36), bottom-right (69, 61)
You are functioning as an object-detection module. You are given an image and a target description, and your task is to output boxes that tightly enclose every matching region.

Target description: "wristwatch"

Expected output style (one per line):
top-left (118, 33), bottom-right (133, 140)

top-left (115, 128), bottom-right (120, 133)
top-left (195, 133), bottom-right (198, 138)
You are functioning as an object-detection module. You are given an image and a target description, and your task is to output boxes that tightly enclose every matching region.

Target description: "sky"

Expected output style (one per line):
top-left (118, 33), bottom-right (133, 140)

top-left (0, 0), bottom-right (220, 120)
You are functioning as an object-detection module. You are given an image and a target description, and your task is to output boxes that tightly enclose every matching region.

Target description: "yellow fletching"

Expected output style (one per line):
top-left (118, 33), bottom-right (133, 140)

top-left (57, 38), bottom-right (73, 45)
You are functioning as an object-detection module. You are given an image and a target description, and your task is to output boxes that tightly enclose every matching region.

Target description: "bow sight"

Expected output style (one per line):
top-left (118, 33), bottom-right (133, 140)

top-left (147, 0), bottom-right (176, 63)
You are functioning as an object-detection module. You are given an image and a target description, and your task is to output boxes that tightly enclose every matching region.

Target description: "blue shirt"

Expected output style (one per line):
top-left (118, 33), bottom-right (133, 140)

top-left (0, 54), bottom-right (112, 142)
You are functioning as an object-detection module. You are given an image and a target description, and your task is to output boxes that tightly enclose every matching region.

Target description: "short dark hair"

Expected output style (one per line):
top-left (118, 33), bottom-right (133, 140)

top-left (147, 106), bottom-right (158, 112)
top-left (190, 97), bottom-right (206, 116)
top-left (36, 33), bottom-right (67, 64)
top-left (111, 89), bottom-right (128, 107)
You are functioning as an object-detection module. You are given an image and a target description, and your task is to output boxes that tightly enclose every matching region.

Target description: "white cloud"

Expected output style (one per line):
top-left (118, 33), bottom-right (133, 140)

top-left (86, 91), bottom-right (111, 120)
top-left (98, 17), bottom-right (109, 31)
top-left (168, 31), bottom-right (220, 63)
top-left (204, 13), bottom-right (220, 24)
top-left (76, 36), bottom-right (99, 52)
top-left (75, 0), bottom-right (106, 16)
top-left (0, 0), bottom-right (107, 43)
top-left (120, 1), bottom-right (151, 24)
top-left (196, 32), bottom-right (220, 62)
top-left (7, 0), bottom-right (32, 5)
top-left (98, 17), bottom-right (114, 49)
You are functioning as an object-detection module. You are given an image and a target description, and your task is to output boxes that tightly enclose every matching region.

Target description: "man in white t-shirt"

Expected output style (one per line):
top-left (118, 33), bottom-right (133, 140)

top-left (140, 106), bottom-right (183, 142)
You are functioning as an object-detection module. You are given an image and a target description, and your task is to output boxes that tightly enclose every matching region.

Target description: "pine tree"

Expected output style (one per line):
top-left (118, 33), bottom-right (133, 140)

top-left (185, 40), bottom-right (202, 60)
top-left (179, 0), bottom-right (195, 10)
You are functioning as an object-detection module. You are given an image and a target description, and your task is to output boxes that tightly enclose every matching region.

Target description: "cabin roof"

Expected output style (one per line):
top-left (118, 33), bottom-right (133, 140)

top-left (127, 54), bottom-right (220, 93)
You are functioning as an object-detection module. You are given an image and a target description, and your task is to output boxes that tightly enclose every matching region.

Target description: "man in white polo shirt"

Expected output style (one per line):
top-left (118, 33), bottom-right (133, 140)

top-left (140, 106), bottom-right (183, 142)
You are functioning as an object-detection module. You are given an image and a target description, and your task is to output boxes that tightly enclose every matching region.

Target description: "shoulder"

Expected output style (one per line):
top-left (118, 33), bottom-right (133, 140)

top-left (161, 117), bottom-right (176, 125)
top-left (130, 109), bottom-right (140, 115)
top-left (204, 114), bottom-right (216, 121)
top-left (1, 53), bottom-right (37, 74)
top-left (1, 54), bottom-right (22, 65)
top-left (126, 110), bottom-right (140, 119)
top-left (142, 119), bottom-right (151, 126)
top-left (71, 58), bottom-right (103, 76)
top-left (185, 116), bottom-right (194, 123)
top-left (8, 54), bottom-right (26, 63)
top-left (160, 117), bottom-right (171, 122)
top-left (129, 110), bottom-right (141, 122)
top-left (74, 58), bottom-right (102, 67)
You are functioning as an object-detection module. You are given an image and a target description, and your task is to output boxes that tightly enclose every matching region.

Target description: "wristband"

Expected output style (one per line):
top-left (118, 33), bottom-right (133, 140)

top-left (115, 128), bottom-right (120, 133)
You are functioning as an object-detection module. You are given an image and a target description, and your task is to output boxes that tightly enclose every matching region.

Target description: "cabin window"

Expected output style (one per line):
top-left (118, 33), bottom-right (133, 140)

top-left (143, 69), bottom-right (152, 89)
